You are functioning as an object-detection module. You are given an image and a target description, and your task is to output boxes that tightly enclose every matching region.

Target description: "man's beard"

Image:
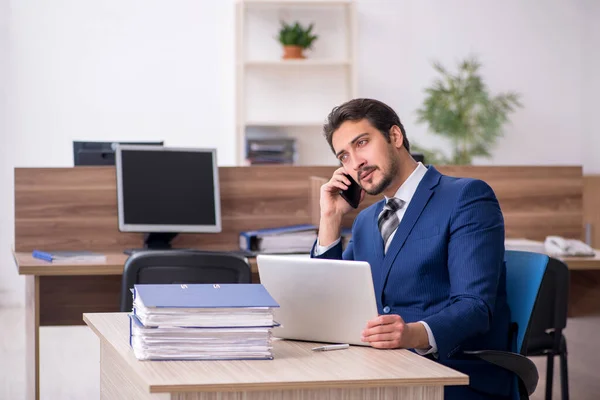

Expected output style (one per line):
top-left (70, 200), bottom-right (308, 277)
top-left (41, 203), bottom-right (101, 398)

top-left (362, 148), bottom-right (400, 196)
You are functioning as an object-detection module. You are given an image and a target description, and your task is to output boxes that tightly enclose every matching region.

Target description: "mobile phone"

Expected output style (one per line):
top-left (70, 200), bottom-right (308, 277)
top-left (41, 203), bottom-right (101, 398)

top-left (340, 174), bottom-right (362, 209)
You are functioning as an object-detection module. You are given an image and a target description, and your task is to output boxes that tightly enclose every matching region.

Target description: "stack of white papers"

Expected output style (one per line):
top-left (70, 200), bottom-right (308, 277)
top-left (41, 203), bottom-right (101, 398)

top-left (258, 231), bottom-right (317, 253)
top-left (129, 284), bottom-right (280, 361)
top-left (129, 315), bottom-right (274, 360)
top-left (134, 306), bottom-right (275, 328)
top-left (239, 224), bottom-right (317, 254)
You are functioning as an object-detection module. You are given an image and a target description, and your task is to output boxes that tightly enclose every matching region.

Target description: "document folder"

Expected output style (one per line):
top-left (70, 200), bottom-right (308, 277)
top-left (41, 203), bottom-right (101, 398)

top-left (133, 283), bottom-right (279, 309)
top-left (132, 284), bottom-right (280, 328)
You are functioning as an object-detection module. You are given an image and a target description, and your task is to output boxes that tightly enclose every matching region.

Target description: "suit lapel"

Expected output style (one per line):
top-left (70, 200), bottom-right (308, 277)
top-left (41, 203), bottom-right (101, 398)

top-left (380, 166), bottom-right (442, 290)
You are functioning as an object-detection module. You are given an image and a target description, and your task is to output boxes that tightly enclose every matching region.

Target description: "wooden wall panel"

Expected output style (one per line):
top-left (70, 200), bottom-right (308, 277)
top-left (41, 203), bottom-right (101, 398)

top-left (14, 166), bottom-right (333, 252)
top-left (583, 175), bottom-right (600, 248)
top-left (324, 166), bottom-right (584, 241)
top-left (15, 165), bottom-right (583, 252)
top-left (441, 166), bottom-right (583, 241)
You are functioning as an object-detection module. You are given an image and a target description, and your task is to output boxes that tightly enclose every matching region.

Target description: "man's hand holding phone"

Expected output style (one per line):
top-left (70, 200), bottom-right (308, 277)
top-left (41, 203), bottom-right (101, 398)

top-left (320, 168), bottom-right (364, 217)
top-left (318, 168), bottom-right (364, 247)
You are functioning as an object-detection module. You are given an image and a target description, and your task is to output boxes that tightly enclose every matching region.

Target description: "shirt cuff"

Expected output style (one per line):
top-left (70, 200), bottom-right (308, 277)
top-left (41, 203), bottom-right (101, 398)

top-left (414, 321), bottom-right (438, 357)
top-left (313, 237), bottom-right (341, 256)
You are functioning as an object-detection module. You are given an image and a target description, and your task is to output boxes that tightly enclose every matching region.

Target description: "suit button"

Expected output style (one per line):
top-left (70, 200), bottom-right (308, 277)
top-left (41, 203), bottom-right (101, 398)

top-left (383, 306), bottom-right (391, 314)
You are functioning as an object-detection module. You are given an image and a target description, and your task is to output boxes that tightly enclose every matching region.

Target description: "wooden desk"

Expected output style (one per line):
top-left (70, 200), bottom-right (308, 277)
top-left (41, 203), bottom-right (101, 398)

top-left (15, 246), bottom-right (600, 400)
top-left (554, 253), bottom-right (600, 270)
top-left (84, 313), bottom-right (468, 400)
top-left (504, 240), bottom-right (600, 318)
top-left (13, 252), bottom-right (260, 276)
top-left (504, 239), bottom-right (600, 271)
top-left (13, 250), bottom-right (260, 400)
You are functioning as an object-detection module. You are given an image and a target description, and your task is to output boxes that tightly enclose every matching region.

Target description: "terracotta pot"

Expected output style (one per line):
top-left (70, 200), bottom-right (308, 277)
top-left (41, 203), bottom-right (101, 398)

top-left (282, 45), bottom-right (305, 60)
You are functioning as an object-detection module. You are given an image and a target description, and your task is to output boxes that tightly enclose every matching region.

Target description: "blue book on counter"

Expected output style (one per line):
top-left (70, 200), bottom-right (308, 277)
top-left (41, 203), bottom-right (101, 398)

top-left (32, 250), bottom-right (106, 263)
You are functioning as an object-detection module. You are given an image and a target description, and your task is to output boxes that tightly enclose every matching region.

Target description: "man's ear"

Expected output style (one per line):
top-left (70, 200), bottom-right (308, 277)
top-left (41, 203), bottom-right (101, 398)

top-left (389, 125), bottom-right (404, 149)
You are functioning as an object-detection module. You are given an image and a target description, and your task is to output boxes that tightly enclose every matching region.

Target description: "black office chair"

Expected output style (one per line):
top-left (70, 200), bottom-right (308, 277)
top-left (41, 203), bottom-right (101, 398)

top-left (526, 257), bottom-right (570, 400)
top-left (120, 250), bottom-right (252, 312)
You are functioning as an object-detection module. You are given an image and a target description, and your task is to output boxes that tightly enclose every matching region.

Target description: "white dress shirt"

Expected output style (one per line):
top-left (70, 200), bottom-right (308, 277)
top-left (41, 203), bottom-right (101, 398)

top-left (315, 162), bottom-right (438, 356)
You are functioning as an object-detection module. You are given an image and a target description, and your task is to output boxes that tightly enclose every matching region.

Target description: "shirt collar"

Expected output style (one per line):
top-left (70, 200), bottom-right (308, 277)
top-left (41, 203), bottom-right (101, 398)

top-left (384, 162), bottom-right (428, 205)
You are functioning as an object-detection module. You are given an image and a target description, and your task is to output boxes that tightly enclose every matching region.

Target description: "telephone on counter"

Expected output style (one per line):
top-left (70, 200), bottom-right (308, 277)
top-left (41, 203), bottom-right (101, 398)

top-left (544, 236), bottom-right (596, 257)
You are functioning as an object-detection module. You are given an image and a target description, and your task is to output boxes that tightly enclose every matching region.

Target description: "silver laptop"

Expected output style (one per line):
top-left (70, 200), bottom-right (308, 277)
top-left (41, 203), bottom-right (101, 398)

top-left (256, 255), bottom-right (379, 346)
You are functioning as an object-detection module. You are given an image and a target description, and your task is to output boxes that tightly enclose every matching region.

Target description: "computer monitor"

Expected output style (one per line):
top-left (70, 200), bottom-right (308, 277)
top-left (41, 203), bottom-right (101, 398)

top-left (73, 141), bottom-right (164, 166)
top-left (115, 145), bottom-right (221, 251)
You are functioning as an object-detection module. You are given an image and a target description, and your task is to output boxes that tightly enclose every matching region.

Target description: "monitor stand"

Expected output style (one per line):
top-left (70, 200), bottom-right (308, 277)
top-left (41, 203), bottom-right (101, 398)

top-left (123, 232), bottom-right (179, 255)
top-left (123, 233), bottom-right (257, 258)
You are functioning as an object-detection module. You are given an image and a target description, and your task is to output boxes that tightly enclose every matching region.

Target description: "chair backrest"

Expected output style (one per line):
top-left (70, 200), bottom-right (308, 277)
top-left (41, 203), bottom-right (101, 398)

top-left (527, 257), bottom-right (570, 351)
top-left (120, 250), bottom-right (252, 312)
top-left (504, 250), bottom-right (549, 354)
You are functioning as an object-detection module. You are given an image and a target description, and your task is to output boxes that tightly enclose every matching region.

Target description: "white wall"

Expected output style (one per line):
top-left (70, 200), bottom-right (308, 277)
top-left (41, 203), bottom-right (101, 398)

top-left (1, 0), bottom-right (19, 306)
top-left (3, 0), bottom-right (238, 305)
top-left (581, 0), bottom-right (600, 174)
top-left (10, 0), bottom-right (236, 167)
top-left (359, 0), bottom-right (587, 167)
top-left (1, 0), bottom-right (598, 304)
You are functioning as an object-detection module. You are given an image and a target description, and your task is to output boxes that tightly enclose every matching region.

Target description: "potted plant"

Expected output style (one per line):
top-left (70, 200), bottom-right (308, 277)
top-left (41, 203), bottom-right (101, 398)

top-left (277, 21), bottom-right (318, 60)
top-left (413, 57), bottom-right (522, 165)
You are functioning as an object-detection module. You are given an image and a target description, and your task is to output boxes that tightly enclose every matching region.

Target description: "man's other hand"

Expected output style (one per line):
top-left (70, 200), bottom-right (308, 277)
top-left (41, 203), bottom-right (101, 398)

top-left (361, 315), bottom-right (429, 350)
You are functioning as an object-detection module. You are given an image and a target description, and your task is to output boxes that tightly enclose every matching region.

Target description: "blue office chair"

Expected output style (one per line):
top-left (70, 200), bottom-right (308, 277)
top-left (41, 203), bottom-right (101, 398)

top-left (466, 250), bottom-right (549, 400)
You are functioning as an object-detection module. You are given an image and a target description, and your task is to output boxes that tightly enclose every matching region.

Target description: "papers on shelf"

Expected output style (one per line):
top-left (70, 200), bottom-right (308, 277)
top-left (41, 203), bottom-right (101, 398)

top-left (239, 224), bottom-right (317, 253)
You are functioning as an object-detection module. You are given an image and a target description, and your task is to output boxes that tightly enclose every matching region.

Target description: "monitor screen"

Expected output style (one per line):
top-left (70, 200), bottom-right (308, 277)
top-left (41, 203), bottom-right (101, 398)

top-left (115, 146), bottom-right (221, 234)
top-left (73, 141), bottom-right (164, 166)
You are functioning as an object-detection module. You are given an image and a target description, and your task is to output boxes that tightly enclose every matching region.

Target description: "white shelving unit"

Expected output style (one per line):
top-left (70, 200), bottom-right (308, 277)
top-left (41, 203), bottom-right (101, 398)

top-left (245, 59), bottom-right (351, 67)
top-left (235, 0), bottom-right (357, 166)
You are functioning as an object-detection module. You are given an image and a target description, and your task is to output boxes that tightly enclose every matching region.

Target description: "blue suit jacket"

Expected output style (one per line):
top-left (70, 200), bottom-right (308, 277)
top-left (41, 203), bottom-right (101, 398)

top-left (313, 166), bottom-right (512, 399)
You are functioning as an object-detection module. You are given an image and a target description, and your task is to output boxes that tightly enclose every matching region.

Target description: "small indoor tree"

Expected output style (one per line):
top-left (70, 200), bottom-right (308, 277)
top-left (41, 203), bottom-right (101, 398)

top-left (413, 57), bottom-right (522, 165)
top-left (277, 21), bottom-right (318, 60)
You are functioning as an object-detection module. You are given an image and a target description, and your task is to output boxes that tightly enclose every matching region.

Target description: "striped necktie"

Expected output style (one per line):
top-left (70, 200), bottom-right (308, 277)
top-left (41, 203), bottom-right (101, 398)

top-left (377, 198), bottom-right (406, 248)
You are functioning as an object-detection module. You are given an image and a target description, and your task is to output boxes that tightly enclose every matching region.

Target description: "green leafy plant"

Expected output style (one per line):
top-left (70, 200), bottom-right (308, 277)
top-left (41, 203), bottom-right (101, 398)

top-left (277, 21), bottom-right (318, 49)
top-left (413, 57), bottom-right (522, 165)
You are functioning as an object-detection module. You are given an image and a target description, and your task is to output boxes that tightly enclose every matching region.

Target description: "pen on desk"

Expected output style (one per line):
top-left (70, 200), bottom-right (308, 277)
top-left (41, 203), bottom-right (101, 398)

top-left (311, 344), bottom-right (350, 352)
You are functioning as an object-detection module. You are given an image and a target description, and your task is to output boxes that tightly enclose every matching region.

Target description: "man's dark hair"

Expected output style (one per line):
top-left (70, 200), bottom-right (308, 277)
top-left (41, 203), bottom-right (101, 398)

top-left (323, 98), bottom-right (410, 154)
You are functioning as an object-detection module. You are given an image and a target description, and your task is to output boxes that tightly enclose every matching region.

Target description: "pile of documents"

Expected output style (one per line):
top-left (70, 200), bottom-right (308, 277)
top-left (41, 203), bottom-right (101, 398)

top-left (239, 224), bottom-right (318, 253)
top-left (129, 284), bottom-right (280, 360)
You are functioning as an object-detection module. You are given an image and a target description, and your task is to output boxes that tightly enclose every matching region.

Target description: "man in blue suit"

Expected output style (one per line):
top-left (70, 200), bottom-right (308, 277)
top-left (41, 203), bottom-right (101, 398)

top-left (313, 98), bottom-right (513, 400)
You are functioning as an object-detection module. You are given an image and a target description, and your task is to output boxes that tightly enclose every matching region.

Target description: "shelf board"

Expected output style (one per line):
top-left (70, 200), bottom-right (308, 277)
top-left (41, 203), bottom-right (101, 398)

top-left (245, 121), bottom-right (324, 127)
top-left (241, 0), bottom-right (352, 5)
top-left (245, 59), bottom-right (351, 67)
